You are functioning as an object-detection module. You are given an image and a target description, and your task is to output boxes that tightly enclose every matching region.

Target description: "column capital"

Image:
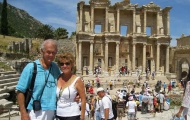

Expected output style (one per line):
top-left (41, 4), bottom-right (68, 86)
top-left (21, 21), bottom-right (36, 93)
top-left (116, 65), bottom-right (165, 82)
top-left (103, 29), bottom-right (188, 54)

top-left (116, 41), bottom-right (120, 45)
top-left (132, 43), bottom-right (136, 45)
top-left (78, 41), bottom-right (82, 44)
top-left (117, 9), bottom-right (120, 13)
top-left (157, 43), bottom-right (160, 46)
top-left (133, 9), bottom-right (136, 13)
top-left (105, 41), bottom-right (109, 44)
top-left (143, 43), bottom-right (147, 46)
top-left (90, 41), bottom-right (94, 44)
top-left (80, 4), bottom-right (83, 10)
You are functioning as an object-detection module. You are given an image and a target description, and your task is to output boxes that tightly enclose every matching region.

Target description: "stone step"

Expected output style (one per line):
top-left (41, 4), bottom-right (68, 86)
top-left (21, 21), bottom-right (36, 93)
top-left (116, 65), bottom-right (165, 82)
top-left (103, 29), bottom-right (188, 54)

top-left (7, 85), bottom-right (16, 92)
top-left (0, 93), bottom-right (10, 99)
top-left (0, 99), bottom-right (13, 109)
top-left (0, 89), bottom-right (7, 94)
top-left (0, 71), bottom-right (17, 76)
top-left (0, 77), bottom-right (19, 84)
top-left (0, 74), bottom-right (20, 80)
top-left (0, 81), bottom-right (18, 89)
top-left (0, 111), bottom-right (19, 118)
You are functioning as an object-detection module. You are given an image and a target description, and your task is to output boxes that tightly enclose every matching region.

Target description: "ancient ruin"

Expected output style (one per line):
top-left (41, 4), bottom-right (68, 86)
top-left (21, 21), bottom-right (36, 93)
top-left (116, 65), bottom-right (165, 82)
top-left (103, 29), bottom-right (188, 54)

top-left (170, 34), bottom-right (190, 80)
top-left (76, 0), bottom-right (172, 77)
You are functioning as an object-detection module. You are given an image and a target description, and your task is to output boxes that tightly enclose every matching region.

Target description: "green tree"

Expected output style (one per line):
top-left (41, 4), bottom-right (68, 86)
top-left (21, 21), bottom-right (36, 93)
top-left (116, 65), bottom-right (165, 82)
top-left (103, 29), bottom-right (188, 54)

top-left (70, 31), bottom-right (76, 38)
top-left (54, 27), bottom-right (68, 40)
top-left (1, 0), bottom-right (8, 37)
top-left (35, 24), bottom-right (54, 40)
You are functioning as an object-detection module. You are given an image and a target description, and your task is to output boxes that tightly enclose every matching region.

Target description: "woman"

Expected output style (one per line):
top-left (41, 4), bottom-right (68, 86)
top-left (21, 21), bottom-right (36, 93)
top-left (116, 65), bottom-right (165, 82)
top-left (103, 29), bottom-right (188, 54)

top-left (175, 68), bottom-right (190, 120)
top-left (56, 52), bottom-right (86, 120)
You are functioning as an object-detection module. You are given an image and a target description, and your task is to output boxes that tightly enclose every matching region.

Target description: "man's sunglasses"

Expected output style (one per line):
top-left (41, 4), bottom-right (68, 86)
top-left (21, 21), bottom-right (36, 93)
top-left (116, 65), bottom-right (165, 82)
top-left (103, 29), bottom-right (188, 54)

top-left (59, 62), bottom-right (70, 66)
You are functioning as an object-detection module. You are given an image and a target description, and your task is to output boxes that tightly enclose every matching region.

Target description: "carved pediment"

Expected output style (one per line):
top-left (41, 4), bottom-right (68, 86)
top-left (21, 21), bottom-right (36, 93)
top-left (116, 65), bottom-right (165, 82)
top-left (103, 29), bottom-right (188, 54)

top-left (89, 0), bottom-right (111, 6)
top-left (143, 2), bottom-right (160, 11)
top-left (116, 0), bottom-right (130, 6)
top-left (115, 0), bottom-right (137, 9)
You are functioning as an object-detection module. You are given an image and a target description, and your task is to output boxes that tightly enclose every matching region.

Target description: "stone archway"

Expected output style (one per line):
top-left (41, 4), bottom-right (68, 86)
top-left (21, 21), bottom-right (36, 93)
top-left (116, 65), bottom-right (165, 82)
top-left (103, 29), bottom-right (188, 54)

top-left (178, 58), bottom-right (190, 80)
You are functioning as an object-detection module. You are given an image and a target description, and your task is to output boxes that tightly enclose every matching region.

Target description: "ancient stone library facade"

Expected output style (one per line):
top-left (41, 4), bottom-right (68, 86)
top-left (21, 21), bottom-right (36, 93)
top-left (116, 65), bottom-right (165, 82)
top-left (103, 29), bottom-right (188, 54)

top-left (170, 34), bottom-right (190, 80)
top-left (76, 0), bottom-right (172, 76)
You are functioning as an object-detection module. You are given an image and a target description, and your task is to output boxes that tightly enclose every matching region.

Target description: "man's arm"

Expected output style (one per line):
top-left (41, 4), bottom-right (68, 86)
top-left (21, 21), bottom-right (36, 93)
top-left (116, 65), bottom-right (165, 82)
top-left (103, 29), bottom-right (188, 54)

top-left (17, 91), bottom-right (30, 120)
top-left (104, 108), bottom-right (109, 120)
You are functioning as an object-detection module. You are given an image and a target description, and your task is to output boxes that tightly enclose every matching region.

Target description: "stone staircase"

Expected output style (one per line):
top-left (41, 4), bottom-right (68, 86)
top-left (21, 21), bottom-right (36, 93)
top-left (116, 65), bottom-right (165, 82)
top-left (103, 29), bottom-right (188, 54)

top-left (82, 74), bottom-right (170, 88)
top-left (0, 71), bottom-right (20, 118)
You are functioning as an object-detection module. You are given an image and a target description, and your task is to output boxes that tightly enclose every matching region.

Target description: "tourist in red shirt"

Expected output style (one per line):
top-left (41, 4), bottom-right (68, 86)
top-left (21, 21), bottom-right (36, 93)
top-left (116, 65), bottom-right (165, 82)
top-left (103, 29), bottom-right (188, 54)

top-left (88, 86), bottom-right (94, 94)
top-left (167, 83), bottom-right (172, 94)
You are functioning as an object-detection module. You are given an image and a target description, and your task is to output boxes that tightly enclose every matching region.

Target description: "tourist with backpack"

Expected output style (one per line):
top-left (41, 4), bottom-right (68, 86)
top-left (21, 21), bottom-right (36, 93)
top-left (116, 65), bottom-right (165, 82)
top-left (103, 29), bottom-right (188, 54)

top-left (16, 39), bottom-right (61, 120)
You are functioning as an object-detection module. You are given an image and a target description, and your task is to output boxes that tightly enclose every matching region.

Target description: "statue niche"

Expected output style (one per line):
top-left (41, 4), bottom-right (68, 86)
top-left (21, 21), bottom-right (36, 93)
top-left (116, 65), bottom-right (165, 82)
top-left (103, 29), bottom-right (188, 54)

top-left (94, 44), bottom-right (102, 56)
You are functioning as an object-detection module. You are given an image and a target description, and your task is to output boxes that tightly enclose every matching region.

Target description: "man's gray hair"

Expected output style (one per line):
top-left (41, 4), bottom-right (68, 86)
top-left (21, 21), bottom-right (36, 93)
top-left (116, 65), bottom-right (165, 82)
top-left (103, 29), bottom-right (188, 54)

top-left (40, 39), bottom-right (58, 51)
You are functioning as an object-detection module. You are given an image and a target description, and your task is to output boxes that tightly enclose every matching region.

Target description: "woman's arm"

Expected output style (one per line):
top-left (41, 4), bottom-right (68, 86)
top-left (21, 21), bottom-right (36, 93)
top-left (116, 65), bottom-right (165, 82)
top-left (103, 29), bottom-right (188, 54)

top-left (181, 81), bottom-right (190, 108)
top-left (76, 77), bottom-right (86, 120)
top-left (176, 81), bottom-right (190, 117)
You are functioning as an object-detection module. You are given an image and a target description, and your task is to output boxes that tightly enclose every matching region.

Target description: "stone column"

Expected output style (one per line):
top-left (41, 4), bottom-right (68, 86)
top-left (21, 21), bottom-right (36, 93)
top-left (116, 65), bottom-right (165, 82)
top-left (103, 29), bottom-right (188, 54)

top-left (165, 45), bottom-right (169, 73)
top-left (157, 12), bottom-right (159, 35)
top-left (143, 9), bottom-right (147, 34)
top-left (143, 44), bottom-right (146, 73)
top-left (115, 42), bottom-right (120, 73)
top-left (132, 43), bottom-right (136, 71)
top-left (80, 4), bottom-right (83, 31)
top-left (150, 45), bottom-right (154, 73)
top-left (89, 41), bottom-right (94, 75)
top-left (104, 41), bottom-right (109, 75)
top-left (127, 44), bottom-right (130, 68)
top-left (78, 41), bottom-right (82, 74)
top-left (105, 7), bottom-right (108, 32)
top-left (117, 9), bottom-right (120, 33)
top-left (91, 6), bottom-right (94, 32)
top-left (133, 10), bottom-right (136, 33)
top-left (167, 12), bottom-right (170, 35)
top-left (156, 43), bottom-right (160, 72)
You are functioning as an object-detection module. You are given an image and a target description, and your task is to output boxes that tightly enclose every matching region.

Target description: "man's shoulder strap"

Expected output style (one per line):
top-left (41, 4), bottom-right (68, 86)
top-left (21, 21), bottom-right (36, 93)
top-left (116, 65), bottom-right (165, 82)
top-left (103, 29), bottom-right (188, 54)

top-left (29, 62), bottom-right (37, 90)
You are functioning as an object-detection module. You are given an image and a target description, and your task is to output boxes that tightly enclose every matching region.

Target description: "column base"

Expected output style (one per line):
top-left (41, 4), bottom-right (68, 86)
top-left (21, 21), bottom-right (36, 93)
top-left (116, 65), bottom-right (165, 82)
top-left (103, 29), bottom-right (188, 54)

top-left (114, 72), bottom-right (120, 77)
top-left (156, 71), bottom-right (161, 76)
top-left (76, 70), bottom-right (82, 76)
top-left (131, 72), bottom-right (137, 76)
top-left (104, 71), bottom-right (109, 76)
top-left (88, 70), bottom-right (93, 76)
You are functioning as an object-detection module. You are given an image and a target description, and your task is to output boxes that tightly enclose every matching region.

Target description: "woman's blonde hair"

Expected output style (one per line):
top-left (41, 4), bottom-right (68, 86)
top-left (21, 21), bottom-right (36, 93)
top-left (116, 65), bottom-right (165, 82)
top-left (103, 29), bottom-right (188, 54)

top-left (57, 52), bottom-right (75, 72)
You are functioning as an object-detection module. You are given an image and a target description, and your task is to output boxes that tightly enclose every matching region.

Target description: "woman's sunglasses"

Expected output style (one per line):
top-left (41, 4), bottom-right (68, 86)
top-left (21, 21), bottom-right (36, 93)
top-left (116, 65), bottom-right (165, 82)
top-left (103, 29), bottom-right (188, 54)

top-left (59, 62), bottom-right (70, 66)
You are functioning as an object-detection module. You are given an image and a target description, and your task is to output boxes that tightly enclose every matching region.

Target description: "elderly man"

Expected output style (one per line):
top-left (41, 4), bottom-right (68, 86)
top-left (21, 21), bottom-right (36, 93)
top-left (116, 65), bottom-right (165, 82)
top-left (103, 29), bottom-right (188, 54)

top-left (156, 90), bottom-right (165, 112)
top-left (141, 93), bottom-right (149, 114)
top-left (97, 87), bottom-right (114, 120)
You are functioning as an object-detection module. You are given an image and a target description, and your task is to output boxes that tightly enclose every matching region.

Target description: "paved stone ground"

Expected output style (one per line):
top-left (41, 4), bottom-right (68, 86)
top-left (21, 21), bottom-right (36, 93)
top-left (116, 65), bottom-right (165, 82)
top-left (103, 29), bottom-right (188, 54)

top-left (1, 79), bottom-right (189, 120)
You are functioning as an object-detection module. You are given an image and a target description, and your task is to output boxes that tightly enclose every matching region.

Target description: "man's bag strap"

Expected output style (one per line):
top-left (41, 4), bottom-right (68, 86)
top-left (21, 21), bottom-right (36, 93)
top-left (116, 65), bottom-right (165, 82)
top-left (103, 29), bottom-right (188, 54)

top-left (29, 62), bottom-right (37, 91)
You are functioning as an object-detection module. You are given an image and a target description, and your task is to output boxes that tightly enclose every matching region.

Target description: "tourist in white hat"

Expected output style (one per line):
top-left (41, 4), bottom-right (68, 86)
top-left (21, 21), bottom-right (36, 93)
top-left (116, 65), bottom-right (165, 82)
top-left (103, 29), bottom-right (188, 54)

top-left (97, 87), bottom-right (114, 120)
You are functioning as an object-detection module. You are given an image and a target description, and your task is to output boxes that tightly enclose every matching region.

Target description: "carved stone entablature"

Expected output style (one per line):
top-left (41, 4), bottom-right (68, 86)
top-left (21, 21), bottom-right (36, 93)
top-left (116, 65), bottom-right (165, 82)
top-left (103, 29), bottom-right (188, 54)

top-left (162, 6), bottom-right (172, 13)
top-left (78, 33), bottom-right (94, 40)
top-left (89, 0), bottom-right (111, 6)
top-left (105, 35), bottom-right (121, 41)
top-left (176, 45), bottom-right (190, 50)
top-left (115, 3), bottom-right (138, 10)
top-left (77, 1), bottom-right (85, 9)
top-left (156, 39), bottom-right (170, 45)
top-left (136, 37), bottom-right (147, 43)
top-left (142, 2), bottom-right (160, 12)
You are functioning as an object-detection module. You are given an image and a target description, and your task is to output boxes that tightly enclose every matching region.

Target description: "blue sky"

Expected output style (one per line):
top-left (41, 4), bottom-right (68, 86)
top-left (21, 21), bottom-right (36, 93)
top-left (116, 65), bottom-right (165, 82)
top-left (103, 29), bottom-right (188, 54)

top-left (1, 0), bottom-right (190, 46)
